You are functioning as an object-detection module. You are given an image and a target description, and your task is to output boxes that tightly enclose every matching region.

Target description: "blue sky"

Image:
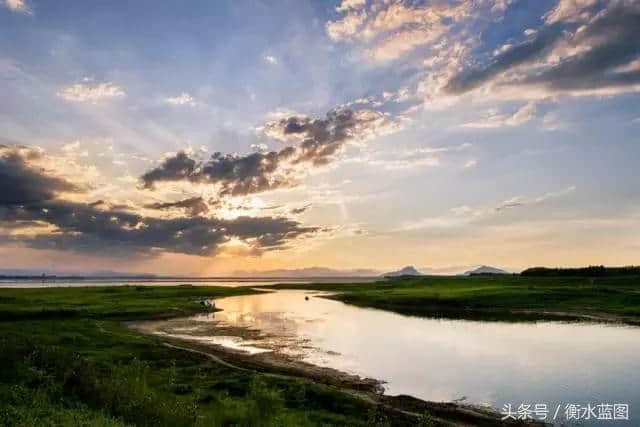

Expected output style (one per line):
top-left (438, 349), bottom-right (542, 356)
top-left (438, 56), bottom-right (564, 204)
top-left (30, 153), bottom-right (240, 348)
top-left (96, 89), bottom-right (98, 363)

top-left (1, 0), bottom-right (639, 275)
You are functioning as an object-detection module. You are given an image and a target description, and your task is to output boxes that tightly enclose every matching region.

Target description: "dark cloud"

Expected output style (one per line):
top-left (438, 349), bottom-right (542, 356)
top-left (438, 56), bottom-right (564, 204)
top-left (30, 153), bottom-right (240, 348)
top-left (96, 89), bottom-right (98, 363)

top-left (526, 6), bottom-right (640, 91)
top-left (1, 200), bottom-right (318, 257)
top-left (140, 152), bottom-right (196, 188)
top-left (261, 204), bottom-right (284, 210)
top-left (141, 149), bottom-right (297, 195)
top-left (445, 26), bottom-right (565, 94)
top-left (0, 146), bottom-right (81, 205)
top-left (290, 204), bottom-right (311, 215)
top-left (0, 145), bottom-right (319, 258)
top-left (272, 109), bottom-right (360, 166)
top-left (495, 202), bottom-right (525, 212)
top-left (200, 151), bottom-right (296, 196)
top-left (145, 196), bottom-right (209, 217)
top-left (141, 108), bottom-right (392, 195)
top-left (445, 2), bottom-right (640, 95)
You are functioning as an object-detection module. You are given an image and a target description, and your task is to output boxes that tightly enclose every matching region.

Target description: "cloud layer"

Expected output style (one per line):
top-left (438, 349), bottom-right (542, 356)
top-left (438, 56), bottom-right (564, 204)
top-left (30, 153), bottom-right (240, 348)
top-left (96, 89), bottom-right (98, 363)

top-left (0, 146), bottom-right (80, 205)
top-left (0, 145), bottom-right (318, 257)
top-left (2, 0), bottom-right (30, 14)
top-left (445, 0), bottom-right (640, 98)
top-left (141, 108), bottom-right (396, 195)
top-left (57, 81), bottom-right (125, 103)
top-left (325, 0), bottom-right (640, 108)
top-left (144, 196), bottom-right (209, 217)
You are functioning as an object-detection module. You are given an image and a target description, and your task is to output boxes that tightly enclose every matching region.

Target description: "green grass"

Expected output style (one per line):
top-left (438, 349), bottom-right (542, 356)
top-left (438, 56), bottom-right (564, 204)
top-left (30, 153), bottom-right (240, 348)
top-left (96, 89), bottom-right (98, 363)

top-left (268, 274), bottom-right (640, 322)
top-left (0, 285), bottom-right (255, 321)
top-left (2, 277), bottom-right (612, 426)
top-left (0, 286), bottom-right (398, 427)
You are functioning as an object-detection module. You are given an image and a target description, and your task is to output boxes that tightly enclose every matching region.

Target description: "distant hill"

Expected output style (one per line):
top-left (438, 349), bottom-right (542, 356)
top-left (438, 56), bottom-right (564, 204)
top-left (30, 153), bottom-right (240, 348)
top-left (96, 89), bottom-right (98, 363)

top-left (464, 265), bottom-right (509, 275)
top-left (231, 267), bottom-right (380, 278)
top-left (382, 266), bottom-right (423, 277)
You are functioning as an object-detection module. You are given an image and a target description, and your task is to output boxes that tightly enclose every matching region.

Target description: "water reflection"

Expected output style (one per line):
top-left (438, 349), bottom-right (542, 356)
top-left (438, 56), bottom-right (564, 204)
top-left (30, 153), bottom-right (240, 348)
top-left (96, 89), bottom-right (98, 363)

top-left (0, 277), bottom-right (378, 288)
top-left (159, 290), bottom-right (640, 425)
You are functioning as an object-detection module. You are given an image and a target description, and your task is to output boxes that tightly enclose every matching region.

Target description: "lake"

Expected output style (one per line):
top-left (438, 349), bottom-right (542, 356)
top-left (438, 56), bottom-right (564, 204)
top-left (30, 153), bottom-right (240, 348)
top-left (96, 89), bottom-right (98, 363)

top-left (145, 289), bottom-right (639, 426)
top-left (0, 277), bottom-right (377, 288)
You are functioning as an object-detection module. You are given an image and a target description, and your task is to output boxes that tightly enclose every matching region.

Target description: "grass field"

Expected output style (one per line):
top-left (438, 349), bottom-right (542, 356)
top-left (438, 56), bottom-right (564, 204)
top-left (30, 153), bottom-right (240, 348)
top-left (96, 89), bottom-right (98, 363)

top-left (5, 274), bottom-right (633, 426)
top-left (268, 274), bottom-right (640, 323)
top-left (0, 285), bottom-right (396, 426)
top-left (0, 284), bottom-right (532, 427)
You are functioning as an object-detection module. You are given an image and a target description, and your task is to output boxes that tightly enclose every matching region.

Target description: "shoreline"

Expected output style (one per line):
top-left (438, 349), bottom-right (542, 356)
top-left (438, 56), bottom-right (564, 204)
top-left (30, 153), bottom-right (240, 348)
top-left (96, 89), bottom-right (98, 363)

top-left (129, 286), bottom-right (640, 424)
top-left (5, 280), bottom-right (633, 425)
top-left (130, 310), bottom-right (546, 427)
top-left (1, 283), bottom-right (570, 425)
top-left (262, 276), bottom-right (640, 328)
top-left (323, 295), bottom-right (640, 326)
top-left (130, 318), bottom-right (385, 393)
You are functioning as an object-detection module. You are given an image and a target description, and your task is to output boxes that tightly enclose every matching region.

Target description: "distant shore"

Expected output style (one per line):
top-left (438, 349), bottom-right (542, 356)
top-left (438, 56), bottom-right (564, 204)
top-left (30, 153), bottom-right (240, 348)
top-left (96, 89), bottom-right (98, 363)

top-left (266, 273), bottom-right (640, 326)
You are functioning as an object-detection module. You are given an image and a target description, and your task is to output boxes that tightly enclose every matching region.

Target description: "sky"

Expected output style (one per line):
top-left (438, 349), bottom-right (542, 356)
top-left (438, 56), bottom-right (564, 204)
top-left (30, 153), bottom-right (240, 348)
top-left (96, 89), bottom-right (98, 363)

top-left (1, 0), bottom-right (639, 275)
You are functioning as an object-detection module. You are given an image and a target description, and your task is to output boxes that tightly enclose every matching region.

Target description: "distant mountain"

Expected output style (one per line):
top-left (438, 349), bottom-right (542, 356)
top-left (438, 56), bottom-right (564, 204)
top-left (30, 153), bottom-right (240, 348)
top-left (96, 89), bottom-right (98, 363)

top-left (464, 265), bottom-right (510, 275)
top-left (382, 266), bottom-right (423, 277)
top-left (231, 267), bottom-right (380, 278)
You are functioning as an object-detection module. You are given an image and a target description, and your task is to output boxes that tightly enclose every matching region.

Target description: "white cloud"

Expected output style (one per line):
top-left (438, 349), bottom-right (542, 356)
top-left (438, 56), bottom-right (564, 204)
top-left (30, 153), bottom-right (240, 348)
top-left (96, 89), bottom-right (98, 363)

top-left (541, 113), bottom-right (566, 131)
top-left (368, 1), bottom-right (470, 34)
top-left (250, 143), bottom-right (269, 152)
top-left (264, 55), bottom-right (278, 65)
top-left (365, 150), bottom-right (441, 170)
top-left (348, 142), bottom-right (471, 171)
top-left (544, 0), bottom-right (598, 24)
top-left (326, 0), bottom-right (475, 64)
top-left (491, 0), bottom-right (516, 13)
top-left (2, 0), bottom-right (30, 14)
top-left (164, 92), bottom-right (196, 106)
top-left (533, 186), bottom-right (576, 203)
top-left (326, 10), bottom-right (367, 40)
top-left (613, 58), bottom-right (640, 74)
top-left (400, 186), bottom-right (576, 231)
top-left (61, 141), bottom-right (81, 153)
top-left (365, 27), bottom-right (445, 63)
top-left (336, 0), bottom-right (366, 13)
top-left (461, 102), bottom-right (537, 129)
top-left (57, 81), bottom-right (125, 103)
top-left (60, 141), bottom-right (88, 157)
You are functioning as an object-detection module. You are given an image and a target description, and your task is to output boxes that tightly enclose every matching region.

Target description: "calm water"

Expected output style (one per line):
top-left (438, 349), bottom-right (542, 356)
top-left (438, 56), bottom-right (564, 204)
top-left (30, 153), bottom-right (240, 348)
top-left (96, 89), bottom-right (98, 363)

top-left (151, 290), bottom-right (639, 425)
top-left (0, 277), bottom-right (377, 288)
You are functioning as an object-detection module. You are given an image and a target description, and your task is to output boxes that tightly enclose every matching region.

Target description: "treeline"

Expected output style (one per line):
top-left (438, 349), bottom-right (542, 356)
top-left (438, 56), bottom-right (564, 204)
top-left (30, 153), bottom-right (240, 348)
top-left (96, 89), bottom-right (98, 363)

top-left (521, 266), bottom-right (640, 277)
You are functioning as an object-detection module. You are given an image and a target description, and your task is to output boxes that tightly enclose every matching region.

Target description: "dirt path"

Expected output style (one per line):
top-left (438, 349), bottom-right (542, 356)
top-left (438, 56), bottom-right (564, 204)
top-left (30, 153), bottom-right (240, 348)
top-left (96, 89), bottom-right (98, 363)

top-left (163, 342), bottom-right (251, 371)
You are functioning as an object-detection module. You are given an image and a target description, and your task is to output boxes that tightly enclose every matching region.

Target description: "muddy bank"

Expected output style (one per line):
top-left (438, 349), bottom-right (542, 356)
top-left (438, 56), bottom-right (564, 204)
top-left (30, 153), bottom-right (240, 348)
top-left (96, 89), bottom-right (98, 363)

top-left (131, 318), bottom-right (384, 393)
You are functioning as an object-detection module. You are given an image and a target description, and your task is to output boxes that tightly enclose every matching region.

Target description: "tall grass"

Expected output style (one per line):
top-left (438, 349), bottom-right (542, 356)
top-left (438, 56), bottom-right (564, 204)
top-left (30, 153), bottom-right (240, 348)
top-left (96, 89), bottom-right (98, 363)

top-left (0, 337), bottom-right (372, 426)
